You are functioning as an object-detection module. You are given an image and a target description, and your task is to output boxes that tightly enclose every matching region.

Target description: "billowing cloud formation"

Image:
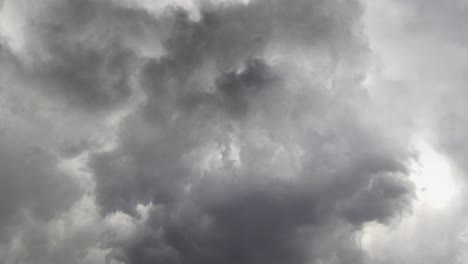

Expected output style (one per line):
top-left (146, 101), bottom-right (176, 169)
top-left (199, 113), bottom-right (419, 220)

top-left (2, 0), bottom-right (466, 263)
top-left (90, 1), bottom-right (414, 263)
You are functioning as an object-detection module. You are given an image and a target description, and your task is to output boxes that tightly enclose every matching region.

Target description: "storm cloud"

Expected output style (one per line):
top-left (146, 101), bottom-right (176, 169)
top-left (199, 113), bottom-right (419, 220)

top-left (0, 0), bottom-right (465, 263)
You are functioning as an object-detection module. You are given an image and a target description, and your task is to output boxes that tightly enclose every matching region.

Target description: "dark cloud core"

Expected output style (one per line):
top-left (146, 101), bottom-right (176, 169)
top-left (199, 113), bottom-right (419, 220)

top-left (4, 0), bottom-right (463, 263)
top-left (90, 1), bottom-right (414, 263)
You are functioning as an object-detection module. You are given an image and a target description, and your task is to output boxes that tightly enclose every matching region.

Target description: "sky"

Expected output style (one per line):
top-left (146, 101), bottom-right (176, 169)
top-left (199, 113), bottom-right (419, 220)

top-left (0, 0), bottom-right (467, 263)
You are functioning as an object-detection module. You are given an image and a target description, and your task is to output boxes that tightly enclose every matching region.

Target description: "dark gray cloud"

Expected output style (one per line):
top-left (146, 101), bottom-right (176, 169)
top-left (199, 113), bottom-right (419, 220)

top-left (5, 0), bottom-right (174, 112)
top-left (88, 1), bottom-right (415, 263)
top-left (0, 80), bottom-right (82, 253)
top-left (0, 45), bottom-right (78, 236)
top-left (1, 0), bottom-right (449, 263)
top-left (0, 128), bottom-right (79, 230)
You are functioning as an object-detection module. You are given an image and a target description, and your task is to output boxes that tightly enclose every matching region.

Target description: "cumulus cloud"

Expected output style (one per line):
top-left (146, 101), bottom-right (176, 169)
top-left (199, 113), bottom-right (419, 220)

top-left (1, 0), bottom-right (464, 263)
top-left (90, 1), bottom-right (415, 263)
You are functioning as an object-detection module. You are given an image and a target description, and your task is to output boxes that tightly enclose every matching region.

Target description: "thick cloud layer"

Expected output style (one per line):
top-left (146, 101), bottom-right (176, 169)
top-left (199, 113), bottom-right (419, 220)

top-left (0, 0), bottom-right (465, 263)
top-left (90, 1), bottom-right (414, 263)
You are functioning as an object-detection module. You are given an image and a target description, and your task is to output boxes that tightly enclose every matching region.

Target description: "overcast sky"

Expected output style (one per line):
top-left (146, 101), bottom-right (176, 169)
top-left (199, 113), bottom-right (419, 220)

top-left (0, 0), bottom-right (467, 263)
